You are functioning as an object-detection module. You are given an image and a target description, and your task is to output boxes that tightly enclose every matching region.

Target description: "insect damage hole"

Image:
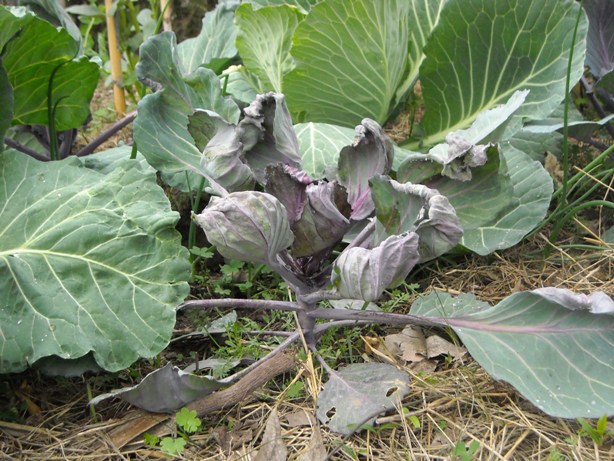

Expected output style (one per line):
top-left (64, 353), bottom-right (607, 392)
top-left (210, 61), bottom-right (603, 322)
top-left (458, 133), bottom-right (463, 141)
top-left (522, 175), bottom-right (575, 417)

top-left (325, 407), bottom-right (336, 419)
top-left (386, 386), bottom-right (399, 397)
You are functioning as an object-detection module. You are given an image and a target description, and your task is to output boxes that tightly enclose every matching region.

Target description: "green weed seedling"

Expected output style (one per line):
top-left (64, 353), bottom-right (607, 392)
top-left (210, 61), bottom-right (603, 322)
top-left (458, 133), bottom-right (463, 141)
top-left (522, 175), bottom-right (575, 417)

top-left (576, 415), bottom-right (613, 446)
top-left (450, 440), bottom-right (480, 461)
top-left (144, 407), bottom-right (202, 457)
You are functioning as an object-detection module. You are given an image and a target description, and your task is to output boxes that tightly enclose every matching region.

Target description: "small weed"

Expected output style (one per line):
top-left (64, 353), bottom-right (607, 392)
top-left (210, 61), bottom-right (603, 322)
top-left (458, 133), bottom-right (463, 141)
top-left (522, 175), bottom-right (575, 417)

top-left (450, 440), bottom-right (480, 461)
top-left (144, 407), bottom-right (203, 457)
top-left (547, 447), bottom-right (567, 461)
top-left (576, 415), bottom-right (613, 446)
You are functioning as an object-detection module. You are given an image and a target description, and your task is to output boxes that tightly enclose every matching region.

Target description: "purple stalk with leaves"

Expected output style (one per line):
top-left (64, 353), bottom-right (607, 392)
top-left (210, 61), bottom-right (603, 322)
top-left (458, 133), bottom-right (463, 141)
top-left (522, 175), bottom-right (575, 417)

top-left (187, 93), bottom-right (462, 345)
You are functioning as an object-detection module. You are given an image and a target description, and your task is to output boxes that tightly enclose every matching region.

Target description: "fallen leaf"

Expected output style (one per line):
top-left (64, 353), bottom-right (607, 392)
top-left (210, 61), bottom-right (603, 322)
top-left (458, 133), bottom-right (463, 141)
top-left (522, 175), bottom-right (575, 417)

top-left (383, 326), bottom-right (427, 362)
top-left (253, 410), bottom-right (287, 461)
top-left (408, 360), bottom-right (438, 373)
top-left (284, 409), bottom-right (316, 428)
top-left (425, 335), bottom-right (467, 360)
top-left (296, 426), bottom-right (327, 461)
top-left (212, 427), bottom-right (253, 455)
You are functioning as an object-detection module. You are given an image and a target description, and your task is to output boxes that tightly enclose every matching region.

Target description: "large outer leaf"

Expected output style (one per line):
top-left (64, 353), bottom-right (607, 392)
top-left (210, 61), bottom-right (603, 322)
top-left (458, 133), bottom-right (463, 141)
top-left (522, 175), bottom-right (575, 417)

top-left (0, 153), bottom-right (191, 373)
top-left (134, 32), bottom-right (240, 192)
top-left (0, 6), bottom-right (98, 130)
top-left (294, 122), bottom-right (355, 179)
top-left (176, 1), bottom-right (238, 74)
top-left (0, 58), bottom-right (12, 154)
top-left (235, 4), bottom-right (304, 92)
top-left (283, 0), bottom-right (411, 126)
top-left (399, 143), bottom-right (552, 255)
top-left (411, 290), bottom-right (614, 418)
top-left (584, 0), bottom-right (614, 77)
top-left (420, 0), bottom-right (588, 146)
top-left (394, 0), bottom-right (446, 102)
top-left (317, 363), bottom-right (411, 435)
top-left (245, 0), bottom-right (319, 13)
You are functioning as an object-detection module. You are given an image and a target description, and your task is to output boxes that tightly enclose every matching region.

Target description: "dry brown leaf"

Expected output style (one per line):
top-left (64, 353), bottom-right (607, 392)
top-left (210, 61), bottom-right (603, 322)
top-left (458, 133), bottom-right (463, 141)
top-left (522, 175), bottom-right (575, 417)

top-left (253, 409), bottom-right (287, 461)
top-left (425, 335), bottom-right (467, 360)
top-left (408, 360), bottom-right (438, 373)
top-left (212, 427), bottom-right (253, 455)
top-left (284, 409), bottom-right (316, 428)
top-left (383, 326), bottom-right (427, 362)
top-left (296, 426), bottom-right (327, 461)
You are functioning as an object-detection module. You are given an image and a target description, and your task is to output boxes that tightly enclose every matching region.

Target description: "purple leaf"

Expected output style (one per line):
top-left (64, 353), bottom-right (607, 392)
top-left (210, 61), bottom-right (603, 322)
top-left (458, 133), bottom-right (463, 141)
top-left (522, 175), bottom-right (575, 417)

top-left (584, 0), bottom-right (614, 77)
top-left (241, 92), bottom-right (302, 184)
top-left (370, 177), bottom-right (463, 262)
top-left (188, 109), bottom-right (255, 191)
top-left (331, 233), bottom-right (420, 302)
top-left (194, 191), bottom-right (293, 265)
top-left (337, 119), bottom-right (394, 220)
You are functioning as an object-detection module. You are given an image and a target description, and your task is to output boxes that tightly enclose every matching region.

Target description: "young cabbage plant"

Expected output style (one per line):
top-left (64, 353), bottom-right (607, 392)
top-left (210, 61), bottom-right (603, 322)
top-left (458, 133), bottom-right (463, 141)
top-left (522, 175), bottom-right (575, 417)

top-left (191, 92), bottom-right (463, 347)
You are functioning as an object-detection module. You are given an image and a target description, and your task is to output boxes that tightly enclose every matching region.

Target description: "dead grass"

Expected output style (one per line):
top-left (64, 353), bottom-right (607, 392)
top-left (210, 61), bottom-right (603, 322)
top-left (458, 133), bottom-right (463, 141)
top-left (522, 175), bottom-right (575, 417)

top-left (1, 230), bottom-right (612, 460)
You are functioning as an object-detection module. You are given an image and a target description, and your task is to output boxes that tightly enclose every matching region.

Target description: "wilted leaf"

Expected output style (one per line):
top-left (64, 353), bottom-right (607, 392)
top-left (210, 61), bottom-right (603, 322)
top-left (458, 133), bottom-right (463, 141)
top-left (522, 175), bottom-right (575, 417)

top-left (370, 178), bottom-right (463, 261)
top-left (411, 290), bottom-right (614, 418)
top-left (194, 191), bottom-right (293, 265)
top-left (424, 335), bottom-right (466, 360)
top-left (241, 93), bottom-right (303, 185)
top-left (296, 426), bottom-right (327, 461)
top-left (337, 119), bottom-right (394, 220)
top-left (317, 363), bottom-right (411, 435)
top-left (89, 363), bottom-right (225, 412)
top-left (384, 326), bottom-right (427, 363)
top-left (254, 410), bottom-right (287, 461)
top-left (134, 32), bottom-right (240, 192)
top-left (332, 233), bottom-right (420, 302)
top-left (0, 153), bottom-right (190, 373)
top-left (284, 409), bottom-right (316, 428)
top-left (188, 109), bottom-right (255, 191)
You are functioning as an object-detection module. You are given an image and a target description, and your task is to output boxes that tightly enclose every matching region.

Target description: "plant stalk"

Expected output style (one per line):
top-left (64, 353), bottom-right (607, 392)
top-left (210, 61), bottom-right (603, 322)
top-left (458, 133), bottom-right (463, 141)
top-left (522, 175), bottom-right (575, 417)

top-left (105, 0), bottom-right (126, 117)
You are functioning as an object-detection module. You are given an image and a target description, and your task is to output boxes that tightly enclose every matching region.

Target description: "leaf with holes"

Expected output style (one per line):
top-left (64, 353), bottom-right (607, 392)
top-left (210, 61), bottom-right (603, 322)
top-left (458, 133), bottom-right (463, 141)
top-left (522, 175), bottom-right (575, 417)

top-left (317, 363), bottom-right (411, 435)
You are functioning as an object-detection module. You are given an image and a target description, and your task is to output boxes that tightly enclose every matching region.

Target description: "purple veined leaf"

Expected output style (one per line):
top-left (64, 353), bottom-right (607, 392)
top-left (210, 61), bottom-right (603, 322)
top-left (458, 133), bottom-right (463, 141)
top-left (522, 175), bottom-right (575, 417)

top-left (193, 191), bottom-right (293, 265)
top-left (411, 289), bottom-right (614, 418)
top-left (370, 177), bottom-right (463, 262)
top-left (265, 164), bottom-right (351, 259)
top-left (331, 232), bottom-right (420, 302)
top-left (584, 0), bottom-right (614, 78)
top-left (241, 92), bottom-right (302, 184)
top-left (188, 109), bottom-right (255, 192)
top-left (337, 119), bottom-right (394, 220)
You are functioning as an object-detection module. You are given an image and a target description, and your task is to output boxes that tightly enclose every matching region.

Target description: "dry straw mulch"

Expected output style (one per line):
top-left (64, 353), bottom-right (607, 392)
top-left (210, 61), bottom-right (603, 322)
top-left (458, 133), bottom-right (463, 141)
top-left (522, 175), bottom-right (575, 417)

top-left (1, 233), bottom-right (613, 460)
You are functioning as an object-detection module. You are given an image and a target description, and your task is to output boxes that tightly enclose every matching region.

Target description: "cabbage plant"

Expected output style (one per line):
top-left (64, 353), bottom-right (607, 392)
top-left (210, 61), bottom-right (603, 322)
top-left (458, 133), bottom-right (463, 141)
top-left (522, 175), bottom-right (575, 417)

top-left (149, 92), bottom-right (613, 432)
